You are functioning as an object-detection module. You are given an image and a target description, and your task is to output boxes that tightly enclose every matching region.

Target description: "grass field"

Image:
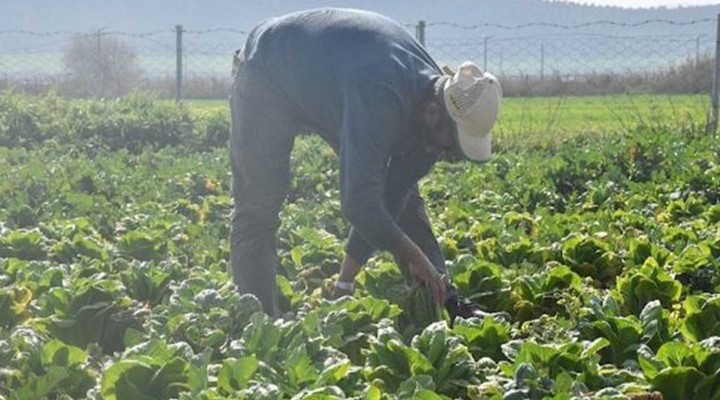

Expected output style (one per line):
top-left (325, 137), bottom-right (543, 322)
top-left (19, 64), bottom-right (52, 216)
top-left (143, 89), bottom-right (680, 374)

top-left (186, 94), bottom-right (712, 145)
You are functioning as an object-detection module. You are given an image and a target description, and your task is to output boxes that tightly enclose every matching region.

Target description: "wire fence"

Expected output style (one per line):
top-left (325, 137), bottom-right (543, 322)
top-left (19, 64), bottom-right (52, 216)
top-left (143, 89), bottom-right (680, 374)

top-left (0, 17), bottom-right (717, 100)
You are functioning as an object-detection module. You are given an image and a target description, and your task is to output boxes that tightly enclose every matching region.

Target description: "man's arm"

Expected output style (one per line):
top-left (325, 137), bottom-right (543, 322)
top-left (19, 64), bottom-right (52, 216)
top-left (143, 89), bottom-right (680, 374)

top-left (337, 154), bottom-right (435, 297)
top-left (338, 76), bottom-right (445, 303)
top-left (338, 75), bottom-right (404, 253)
top-left (345, 152), bottom-right (436, 264)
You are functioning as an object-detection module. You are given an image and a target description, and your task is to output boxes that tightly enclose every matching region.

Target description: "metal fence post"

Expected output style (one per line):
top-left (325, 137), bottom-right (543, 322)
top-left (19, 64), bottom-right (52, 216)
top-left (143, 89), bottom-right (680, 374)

top-left (415, 20), bottom-right (426, 47)
top-left (711, 15), bottom-right (720, 134)
top-left (540, 43), bottom-right (545, 81)
top-left (175, 25), bottom-right (183, 102)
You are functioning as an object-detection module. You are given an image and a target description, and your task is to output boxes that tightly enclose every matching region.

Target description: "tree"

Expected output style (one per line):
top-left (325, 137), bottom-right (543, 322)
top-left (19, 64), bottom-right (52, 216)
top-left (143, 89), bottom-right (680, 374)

top-left (63, 31), bottom-right (142, 97)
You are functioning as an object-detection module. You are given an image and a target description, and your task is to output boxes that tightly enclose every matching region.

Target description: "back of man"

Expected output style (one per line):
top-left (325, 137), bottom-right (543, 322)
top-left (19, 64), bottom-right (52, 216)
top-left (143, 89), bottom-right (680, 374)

top-left (230, 8), bottom-right (451, 315)
top-left (240, 7), bottom-right (441, 145)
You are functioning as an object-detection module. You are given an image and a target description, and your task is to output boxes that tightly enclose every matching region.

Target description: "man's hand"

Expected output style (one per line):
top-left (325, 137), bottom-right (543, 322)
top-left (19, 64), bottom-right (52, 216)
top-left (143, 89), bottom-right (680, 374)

top-left (393, 235), bottom-right (446, 306)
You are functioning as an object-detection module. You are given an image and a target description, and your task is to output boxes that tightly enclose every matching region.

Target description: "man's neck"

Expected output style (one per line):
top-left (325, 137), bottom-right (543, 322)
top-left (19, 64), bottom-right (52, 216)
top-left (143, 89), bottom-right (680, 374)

top-left (431, 75), bottom-right (449, 106)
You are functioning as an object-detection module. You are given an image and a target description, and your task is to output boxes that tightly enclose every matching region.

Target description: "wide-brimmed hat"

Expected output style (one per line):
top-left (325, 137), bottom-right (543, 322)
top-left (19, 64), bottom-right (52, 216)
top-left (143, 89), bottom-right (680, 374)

top-left (443, 62), bottom-right (502, 162)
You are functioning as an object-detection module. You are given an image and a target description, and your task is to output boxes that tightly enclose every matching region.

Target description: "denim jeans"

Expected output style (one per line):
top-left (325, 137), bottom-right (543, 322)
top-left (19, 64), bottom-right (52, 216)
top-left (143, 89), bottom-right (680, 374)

top-left (229, 51), bottom-right (452, 315)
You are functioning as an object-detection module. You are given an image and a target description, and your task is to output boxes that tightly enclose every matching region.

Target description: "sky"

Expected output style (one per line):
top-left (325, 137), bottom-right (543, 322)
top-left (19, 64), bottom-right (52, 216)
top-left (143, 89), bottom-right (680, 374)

top-left (551, 0), bottom-right (720, 7)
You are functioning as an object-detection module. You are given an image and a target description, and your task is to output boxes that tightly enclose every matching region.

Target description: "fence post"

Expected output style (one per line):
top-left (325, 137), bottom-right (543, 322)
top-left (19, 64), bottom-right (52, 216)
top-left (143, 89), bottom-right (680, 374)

top-left (711, 15), bottom-right (720, 133)
top-left (415, 20), bottom-right (426, 47)
top-left (540, 43), bottom-right (545, 81)
top-left (175, 25), bottom-right (183, 102)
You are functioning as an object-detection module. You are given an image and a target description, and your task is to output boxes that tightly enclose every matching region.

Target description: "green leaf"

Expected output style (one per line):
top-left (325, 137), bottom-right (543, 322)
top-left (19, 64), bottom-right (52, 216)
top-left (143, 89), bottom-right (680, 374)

top-left (286, 343), bottom-right (319, 387)
top-left (315, 360), bottom-right (351, 387)
top-left (187, 347), bottom-right (213, 393)
top-left (582, 337), bottom-right (610, 359)
top-left (365, 385), bottom-right (382, 400)
top-left (397, 375), bottom-right (437, 398)
top-left (101, 356), bottom-right (189, 400)
top-left (148, 357), bottom-right (189, 398)
top-left (682, 295), bottom-right (720, 342)
top-left (401, 345), bottom-right (434, 376)
top-left (684, 295), bottom-right (708, 315)
top-left (695, 369), bottom-right (720, 400)
top-left (123, 328), bottom-right (146, 349)
top-left (640, 300), bottom-right (672, 349)
top-left (290, 246), bottom-right (304, 266)
top-left (616, 262), bottom-right (682, 315)
top-left (124, 339), bottom-right (193, 365)
top-left (651, 366), bottom-right (705, 400)
top-left (640, 300), bottom-right (663, 325)
top-left (413, 389), bottom-right (447, 400)
top-left (237, 294), bottom-right (264, 320)
top-left (546, 265), bottom-right (583, 292)
top-left (101, 359), bottom-right (156, 400)
top-left (13, 365), bottom-right (70, 400)
top-left (0, 229), bottom-right (46, 260)
top-left (453, 316), bottom-right (510, 361)
top-left (41, 339), bottom-right (87, 367)
top-left (656, 342), bottom-right (699, 369)
top-left (289, 386), bottom-right (345, 400)
top-left (118, 230), bottom-right (164, 261)
top-left (561, 234), bottom-right (621, 282)
top-left (0, 286), bottom-right (33, 329)
top-left (515, 342), bottom-right (558, 366)
top-left (638, 345), bottom-right (664, 380)
top-left (698, 351), bottom-right (720, 377)
top-left (553, 371), bottom-right (575, 394)
top-left (218, 356), bottom-right (259, 393)
top-left (242, 312), bottom-right (281, 359)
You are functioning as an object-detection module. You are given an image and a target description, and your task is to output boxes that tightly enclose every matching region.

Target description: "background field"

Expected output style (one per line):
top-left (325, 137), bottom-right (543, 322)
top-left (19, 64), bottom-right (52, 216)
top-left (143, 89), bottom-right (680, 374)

top-left (187, 94), bottom-right (713, 144)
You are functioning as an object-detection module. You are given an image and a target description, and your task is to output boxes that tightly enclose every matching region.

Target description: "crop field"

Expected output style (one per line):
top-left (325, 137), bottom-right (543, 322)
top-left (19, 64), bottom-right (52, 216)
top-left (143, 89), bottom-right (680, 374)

top-left (1, 92), bottom-right (720, 399)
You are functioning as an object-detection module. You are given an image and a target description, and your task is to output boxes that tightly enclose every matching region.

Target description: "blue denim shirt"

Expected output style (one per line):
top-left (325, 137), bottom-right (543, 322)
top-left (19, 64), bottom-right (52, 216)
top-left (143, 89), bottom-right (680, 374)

top-left (242, 8), bottom-right (442, 263)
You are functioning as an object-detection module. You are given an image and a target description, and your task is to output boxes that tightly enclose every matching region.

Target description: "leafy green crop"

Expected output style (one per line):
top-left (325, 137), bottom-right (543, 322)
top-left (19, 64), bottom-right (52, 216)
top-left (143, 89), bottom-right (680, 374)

top-left (639, 340), bottom-right (720, 400)
top-left (0, 229), bottom-right (47, 260)
top-left (561, 234), bottom-right (623, 285)
top-left (512, 265), bottom-right (582, 322)
top-left (453, 316), bottom-right (511, 361)
top-left (615, 259), bottom-right (682, 316)
top-left (452, 258), bottom-right (513, 313)
top-left (0, 286), bottom-right (32, 329)
top-left (1, 94), bottom-right (719, 399)
top-left (682, 295), bottom-right (720, 342)
top-left (36, 279), bottom-right (143, 354)
top-left (101, 340), bottom-right (193, 400)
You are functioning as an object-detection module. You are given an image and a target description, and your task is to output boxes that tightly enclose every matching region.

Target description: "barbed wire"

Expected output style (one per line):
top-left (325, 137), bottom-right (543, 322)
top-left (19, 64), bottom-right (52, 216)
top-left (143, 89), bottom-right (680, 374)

top-left (418, 18), bottom-right (715, 30)
top-left (183, 28), bottom-right (250, 35)
top-left (0, 17), bottom-right (713, 37)
top-left (430, 32), bottom-right (705, 45)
